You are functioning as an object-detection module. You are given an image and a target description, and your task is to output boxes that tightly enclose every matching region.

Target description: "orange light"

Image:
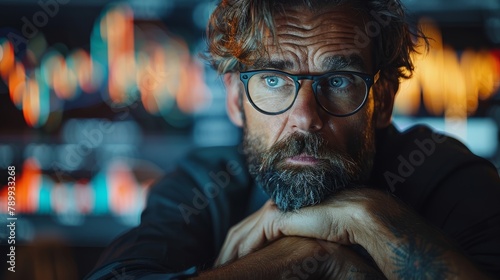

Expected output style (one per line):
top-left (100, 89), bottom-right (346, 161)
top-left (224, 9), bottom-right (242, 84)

top-left (475, 51), bottom-right (499, 100)
top-left (52, 56), bottom-right (78, 100)
top-left (22, 76), bottom-right (41, 127)
top-left (106, 5), bottom-right (136, 104)
top-left (107, 162), bottom-right (138, 215)
top-left (0, 40), bottom-right (15, 80)
top-left (70, 50), bottom-right (96, 93)
top-left (137, 55), bottom-right (162, 113)
top-left (396, 19), bottom-right (499, 118)
top-left (15, 158), bottom-right (42, 213)
top-left (177, 60), bottom-right (211, 113)
top-left (0, 3), bottom-right (212, 129)
top-left (137, 43), bottom-right (175, 114)
top-left (8, 62), bottom-right (26, 107)
top-left (394, 69), bottom-right (421, 115)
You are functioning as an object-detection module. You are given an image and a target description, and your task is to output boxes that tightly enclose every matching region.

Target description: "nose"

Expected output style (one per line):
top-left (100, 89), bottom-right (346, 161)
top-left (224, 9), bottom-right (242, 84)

top-left (287, 80), bottom-right (323, 133)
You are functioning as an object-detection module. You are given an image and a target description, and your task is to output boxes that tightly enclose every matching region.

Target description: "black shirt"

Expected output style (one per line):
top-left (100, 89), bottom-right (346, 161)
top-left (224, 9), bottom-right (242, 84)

top-left (86, 124), bottom-right (500, 279)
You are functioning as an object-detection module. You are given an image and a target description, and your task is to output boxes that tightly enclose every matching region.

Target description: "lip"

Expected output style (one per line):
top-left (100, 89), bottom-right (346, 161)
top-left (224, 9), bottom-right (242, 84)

top-left (285, 154), bottom-right (320, 165)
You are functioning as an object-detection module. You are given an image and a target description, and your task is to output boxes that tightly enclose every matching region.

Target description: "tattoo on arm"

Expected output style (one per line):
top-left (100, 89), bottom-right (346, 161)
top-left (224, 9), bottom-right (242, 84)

top-left (388, 236), bottom-right (450, 279)
top-left (379, 198), bottom-right (456, 279)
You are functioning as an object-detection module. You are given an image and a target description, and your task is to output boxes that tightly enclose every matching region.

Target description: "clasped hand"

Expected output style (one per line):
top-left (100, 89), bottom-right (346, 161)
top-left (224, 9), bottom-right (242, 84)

top-left (215, 188), bottom-right (380, 266)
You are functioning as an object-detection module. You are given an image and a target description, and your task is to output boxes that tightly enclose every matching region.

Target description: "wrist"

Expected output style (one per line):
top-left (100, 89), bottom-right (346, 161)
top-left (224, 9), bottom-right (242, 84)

top-left (338, 190), bottom-right (399, 256)
top-left (332, 191), bottom-right (386, 247)
top-left (349, 205), bottom-right (386, 248)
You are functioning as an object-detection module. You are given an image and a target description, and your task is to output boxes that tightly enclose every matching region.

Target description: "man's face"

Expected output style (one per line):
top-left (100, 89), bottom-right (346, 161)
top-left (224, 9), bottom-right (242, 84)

top-left (226, 5), bottom-right (388, 211)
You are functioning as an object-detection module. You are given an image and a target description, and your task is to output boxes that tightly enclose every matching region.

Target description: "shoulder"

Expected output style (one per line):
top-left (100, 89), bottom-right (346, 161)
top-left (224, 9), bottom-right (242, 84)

top-left (183, 145), bottom-right (246, 170)
top-left (377, 123), bottom-right (471, 157)
top-left (149, 145), bottom-right (251, 198)
top-left (182, 145), bottom-right (248, 186)
top-left (374, 123), bottom-right (493, 179)
top-left (372, 123), bottom-right (499, 209)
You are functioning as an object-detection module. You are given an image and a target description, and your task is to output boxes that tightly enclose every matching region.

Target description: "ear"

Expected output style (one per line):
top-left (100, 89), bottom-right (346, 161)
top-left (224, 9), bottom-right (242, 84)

top-left (375, 91), bottom-right (395, 128)
top-left (223, 73), bottom-right (244, 127)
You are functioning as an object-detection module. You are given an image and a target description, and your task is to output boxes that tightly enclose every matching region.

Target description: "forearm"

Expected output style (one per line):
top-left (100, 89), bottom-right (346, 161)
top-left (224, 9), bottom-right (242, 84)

top-left (196, 248), bottom-right (288, 279)
top-left (368, 237), bottom-right (490, 280)
top-left (196, 258), bottom-right (285, 279)
top-left (357, 192), bottom-right (491, 279)
top-left (196, 237), bottom-right (385, 279)
top-left (199, 241), bottom-right (298, 280)
top-left (196, 237), bottom-right (318, 279)
top-left (211, 189), bottom-right (494, 279)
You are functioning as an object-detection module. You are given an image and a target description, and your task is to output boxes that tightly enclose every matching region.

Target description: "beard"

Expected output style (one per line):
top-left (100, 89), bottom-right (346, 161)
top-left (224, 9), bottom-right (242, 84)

top-left (243, 128), bottom-right (375, 212)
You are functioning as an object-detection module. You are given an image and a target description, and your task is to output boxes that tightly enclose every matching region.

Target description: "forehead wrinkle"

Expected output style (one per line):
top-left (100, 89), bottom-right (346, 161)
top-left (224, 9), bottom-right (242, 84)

top-left (274, 21), bottom-right (363, 51)
top-left (274, 5), bottom-right (361, 30)
top-left (274, 10), bottom-right (362, 35)
top-left (284, 49), bottom-right (303, 71)
top-left (275, 31), bottom-right (362, 52)
top-left (255, 6), bottom-right (371, 73)
top-left (274, 11), bottom-right (318, 31)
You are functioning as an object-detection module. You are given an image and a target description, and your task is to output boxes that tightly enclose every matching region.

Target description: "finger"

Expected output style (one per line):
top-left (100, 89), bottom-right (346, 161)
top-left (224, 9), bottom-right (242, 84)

top-left (278, 205), bottom-right (353, 244)
top-left (216, 220), bottom-right (258, 266)
top-left (236, 223), bottom-right (267, 258)
top-left (236, 203), bottom-right (283, 258)
top-left (215, 234), bottom-right (239, 266)
top-left (215, 200), bottom-right (275, 265)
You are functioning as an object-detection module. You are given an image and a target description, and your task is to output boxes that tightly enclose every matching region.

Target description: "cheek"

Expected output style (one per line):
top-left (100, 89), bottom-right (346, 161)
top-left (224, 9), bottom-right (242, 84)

top-left (325, 96), bottom-right (375, 149)
top-left (351, 94), bottom-right (376, 136)
top-left (243, 101), bottom-right (282, 146)
top-left (349, 96), bottom-right (376, 148)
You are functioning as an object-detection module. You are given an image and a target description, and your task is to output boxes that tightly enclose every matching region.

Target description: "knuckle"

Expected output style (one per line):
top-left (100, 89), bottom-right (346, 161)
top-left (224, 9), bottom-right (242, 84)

top-left (237, 244), bottom-right (247, 257)
top-left (227, 226), bottom-right (239, 237)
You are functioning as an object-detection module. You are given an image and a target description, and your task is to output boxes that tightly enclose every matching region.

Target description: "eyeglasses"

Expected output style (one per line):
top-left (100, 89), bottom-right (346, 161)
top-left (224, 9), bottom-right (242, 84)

top-left (239, 69), bottom-right (377, 117)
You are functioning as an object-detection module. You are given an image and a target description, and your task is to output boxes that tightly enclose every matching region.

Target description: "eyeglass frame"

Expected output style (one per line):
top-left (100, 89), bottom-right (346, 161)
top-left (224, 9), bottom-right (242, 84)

top-left (239, 69), bottom-right (379, 117)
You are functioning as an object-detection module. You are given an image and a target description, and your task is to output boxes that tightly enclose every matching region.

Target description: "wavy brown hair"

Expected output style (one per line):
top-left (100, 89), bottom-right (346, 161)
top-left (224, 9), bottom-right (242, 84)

top-left (205, 0), bottom-right (428, 98)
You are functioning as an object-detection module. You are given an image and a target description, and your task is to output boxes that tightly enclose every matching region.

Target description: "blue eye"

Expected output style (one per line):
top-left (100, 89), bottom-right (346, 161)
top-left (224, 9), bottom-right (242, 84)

top-left (329, 76), bottom-right (352, 88)
top-left (264, 76), bottom-right (285, 87)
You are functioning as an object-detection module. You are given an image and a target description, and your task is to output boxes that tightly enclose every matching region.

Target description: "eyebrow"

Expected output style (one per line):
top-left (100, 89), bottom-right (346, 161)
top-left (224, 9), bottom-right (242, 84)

top-left (251, 59), bottom-right (295, 70)
top-left (321, 54), bottom-right (366, 71)
top-left (250, 54), bottom-right (366, 72)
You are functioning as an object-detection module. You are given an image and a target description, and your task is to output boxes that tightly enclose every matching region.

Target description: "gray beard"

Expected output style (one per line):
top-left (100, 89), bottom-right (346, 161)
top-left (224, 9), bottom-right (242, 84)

top-left (243, 131), bottom-right (374, 212)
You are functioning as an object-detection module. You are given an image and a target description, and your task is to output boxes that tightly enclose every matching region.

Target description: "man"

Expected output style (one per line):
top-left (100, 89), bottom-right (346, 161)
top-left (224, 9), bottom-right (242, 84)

top-left (86, 0), bottom-right (500, 279)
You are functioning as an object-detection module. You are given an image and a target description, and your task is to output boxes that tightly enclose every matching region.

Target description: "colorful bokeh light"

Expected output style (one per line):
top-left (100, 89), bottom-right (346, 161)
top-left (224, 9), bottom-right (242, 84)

top-left (0, 4), bottom-right (211, 128)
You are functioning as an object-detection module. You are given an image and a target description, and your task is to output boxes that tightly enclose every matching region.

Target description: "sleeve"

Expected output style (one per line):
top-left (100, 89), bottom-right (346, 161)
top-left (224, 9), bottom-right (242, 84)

top-left (85, 147), bottom-right (252, 280)
top-left (373, 124), bottom-right (500, 277)
top-left (85, 168), bottom-right (214, 280)
top-left (422, 162), bottom-right (500, 278)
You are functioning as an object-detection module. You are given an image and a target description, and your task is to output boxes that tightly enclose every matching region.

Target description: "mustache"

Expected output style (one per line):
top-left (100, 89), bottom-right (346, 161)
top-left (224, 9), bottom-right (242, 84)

top-left (260, 132), bottom-right (357, 172)
top-left (270, 132), bottom-right (324, 158)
